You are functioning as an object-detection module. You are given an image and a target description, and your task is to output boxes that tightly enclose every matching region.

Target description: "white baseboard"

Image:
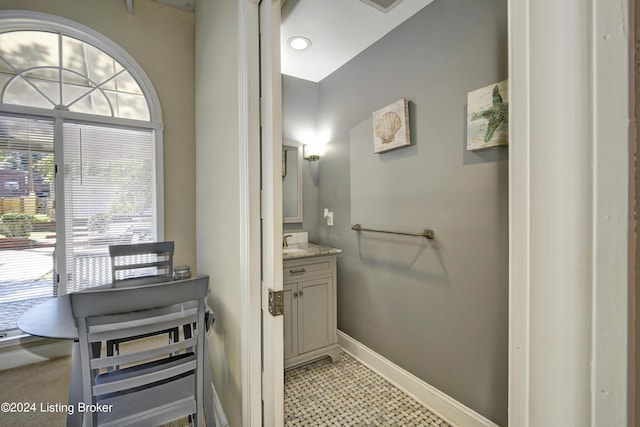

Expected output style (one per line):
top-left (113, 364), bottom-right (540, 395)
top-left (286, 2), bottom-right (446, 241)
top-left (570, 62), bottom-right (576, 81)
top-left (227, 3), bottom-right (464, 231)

top-left (337, 330), bottom-right (500, 427)
top-left (0, 338), bottom-right (72, 371)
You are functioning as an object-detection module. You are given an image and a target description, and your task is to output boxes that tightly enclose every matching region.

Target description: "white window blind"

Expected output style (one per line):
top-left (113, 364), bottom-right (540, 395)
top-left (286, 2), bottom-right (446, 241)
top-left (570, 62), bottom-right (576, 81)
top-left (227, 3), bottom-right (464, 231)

top-left (63, 122), bottom-right (156, 292)
top-left (0, 114), bottom-right (55, 332)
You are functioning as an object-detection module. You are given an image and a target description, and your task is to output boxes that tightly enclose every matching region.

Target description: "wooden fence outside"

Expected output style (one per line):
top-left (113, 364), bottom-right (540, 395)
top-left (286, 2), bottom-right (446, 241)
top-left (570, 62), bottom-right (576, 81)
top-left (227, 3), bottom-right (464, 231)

top-left (0, 196), bottom-right (37, 216)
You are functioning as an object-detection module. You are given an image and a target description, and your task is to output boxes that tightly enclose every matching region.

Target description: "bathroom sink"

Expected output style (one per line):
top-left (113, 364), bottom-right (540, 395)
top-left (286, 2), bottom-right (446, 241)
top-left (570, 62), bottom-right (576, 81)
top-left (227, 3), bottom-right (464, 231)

top-left (283, 247), bottom-right (305, 254)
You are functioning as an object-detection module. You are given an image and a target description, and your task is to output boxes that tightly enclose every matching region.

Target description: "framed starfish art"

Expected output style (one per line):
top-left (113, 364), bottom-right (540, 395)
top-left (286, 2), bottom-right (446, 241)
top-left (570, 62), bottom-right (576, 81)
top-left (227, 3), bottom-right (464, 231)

top-left (466, 80), bottom-right (509, 151)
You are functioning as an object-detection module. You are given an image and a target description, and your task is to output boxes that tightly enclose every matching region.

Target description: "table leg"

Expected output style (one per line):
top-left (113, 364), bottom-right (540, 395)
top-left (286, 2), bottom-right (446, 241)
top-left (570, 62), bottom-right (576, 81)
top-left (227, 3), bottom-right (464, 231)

top-left (67, 342), bottom-right (83, 427)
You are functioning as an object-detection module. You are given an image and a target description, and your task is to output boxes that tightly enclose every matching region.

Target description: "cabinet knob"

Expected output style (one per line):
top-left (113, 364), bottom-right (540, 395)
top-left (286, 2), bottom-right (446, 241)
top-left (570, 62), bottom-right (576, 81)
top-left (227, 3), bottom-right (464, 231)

top-left (293, 292), bottom-right (298, 298)
top-left (298, 291), bottom-right (303, 297)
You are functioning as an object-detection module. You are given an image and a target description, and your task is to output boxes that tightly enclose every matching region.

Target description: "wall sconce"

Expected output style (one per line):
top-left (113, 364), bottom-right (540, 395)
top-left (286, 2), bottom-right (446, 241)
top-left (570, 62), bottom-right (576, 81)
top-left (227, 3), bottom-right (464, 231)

top-left (303, 144), bottom-right (322, 161)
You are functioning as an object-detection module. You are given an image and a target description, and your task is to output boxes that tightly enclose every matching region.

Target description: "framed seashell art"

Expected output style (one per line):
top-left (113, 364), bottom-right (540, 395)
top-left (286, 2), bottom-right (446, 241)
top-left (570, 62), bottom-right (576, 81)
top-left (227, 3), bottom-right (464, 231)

top-left (372, 99), bottom-right (411, 153)
top-left (466, 79), bottom-right (509, 151)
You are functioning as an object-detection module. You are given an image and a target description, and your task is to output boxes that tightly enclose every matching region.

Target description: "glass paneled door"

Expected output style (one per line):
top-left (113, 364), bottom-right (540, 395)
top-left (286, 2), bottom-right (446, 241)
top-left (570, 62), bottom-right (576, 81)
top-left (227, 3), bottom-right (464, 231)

top-left (0, 114), bottom-right (56, 334)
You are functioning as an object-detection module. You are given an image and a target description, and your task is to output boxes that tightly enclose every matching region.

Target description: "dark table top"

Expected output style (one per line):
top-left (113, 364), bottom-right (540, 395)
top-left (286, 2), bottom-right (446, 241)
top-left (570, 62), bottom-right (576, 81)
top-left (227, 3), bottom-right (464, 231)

top-left (18, 293), bottom-right (77, 340)
top-left (18, 276), bottom-right (211, 340)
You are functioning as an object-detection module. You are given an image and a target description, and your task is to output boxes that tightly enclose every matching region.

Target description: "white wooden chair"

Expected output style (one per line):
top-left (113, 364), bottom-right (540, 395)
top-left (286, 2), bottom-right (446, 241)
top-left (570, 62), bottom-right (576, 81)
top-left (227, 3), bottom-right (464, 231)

top-left (107, 241), bottom-right (178, 357)
top-left (109, 241), bottom-right (175, 286)
top-left (70, 276), bottom-right (208, 427)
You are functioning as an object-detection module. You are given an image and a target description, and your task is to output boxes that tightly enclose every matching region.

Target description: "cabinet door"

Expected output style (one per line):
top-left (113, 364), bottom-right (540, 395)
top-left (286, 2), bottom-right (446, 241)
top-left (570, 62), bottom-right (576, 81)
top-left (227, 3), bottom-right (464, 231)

top-left (298, 276), bottom-right (332, 354)
top-left (283, 283), bottom-right (297, 360)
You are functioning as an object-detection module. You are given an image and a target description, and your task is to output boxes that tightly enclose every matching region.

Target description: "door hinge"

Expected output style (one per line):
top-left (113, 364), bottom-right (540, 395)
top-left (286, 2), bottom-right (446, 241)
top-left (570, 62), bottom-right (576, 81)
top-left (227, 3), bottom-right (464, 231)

top-left (268, 288), bottom-right (284, 316)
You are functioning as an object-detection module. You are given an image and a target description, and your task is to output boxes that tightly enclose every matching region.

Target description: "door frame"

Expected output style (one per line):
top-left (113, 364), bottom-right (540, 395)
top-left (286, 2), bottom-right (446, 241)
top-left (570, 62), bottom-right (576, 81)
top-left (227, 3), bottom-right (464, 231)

top-left (239, 0), bottom-right (284, 425)
top-left (258, 0), bottom-right (285, 424)
top-left (508, 0), bottom-right (633, 424)
top-left (238, 0), bottom-right (264, 425)
top-left (248, 0), bottom-right (636, 425)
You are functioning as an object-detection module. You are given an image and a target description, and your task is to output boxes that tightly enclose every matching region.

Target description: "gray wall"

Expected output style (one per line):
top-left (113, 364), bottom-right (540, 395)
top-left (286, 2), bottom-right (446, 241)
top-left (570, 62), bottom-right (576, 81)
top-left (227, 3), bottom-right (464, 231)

top-left (283, 0), bottom-right (509, 424)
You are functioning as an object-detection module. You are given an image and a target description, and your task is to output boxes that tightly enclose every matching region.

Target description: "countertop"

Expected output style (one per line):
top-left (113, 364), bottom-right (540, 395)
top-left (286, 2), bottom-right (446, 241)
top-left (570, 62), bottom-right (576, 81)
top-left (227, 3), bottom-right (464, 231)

top-left (282, 242), bottom-right (342, 260)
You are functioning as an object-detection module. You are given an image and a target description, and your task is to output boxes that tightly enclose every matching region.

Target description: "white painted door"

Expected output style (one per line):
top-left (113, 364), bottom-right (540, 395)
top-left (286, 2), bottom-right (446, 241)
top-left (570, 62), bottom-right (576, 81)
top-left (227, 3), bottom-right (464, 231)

top-left (259, 0), bottom-right (284, 426)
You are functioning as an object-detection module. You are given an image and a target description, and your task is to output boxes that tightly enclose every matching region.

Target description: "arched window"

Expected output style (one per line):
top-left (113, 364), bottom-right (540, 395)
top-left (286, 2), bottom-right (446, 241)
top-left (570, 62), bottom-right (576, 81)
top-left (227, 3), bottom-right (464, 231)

top-left (0, 30), bottom-right (150, 119)
top-left (0, 11), bottom-right (164, 335)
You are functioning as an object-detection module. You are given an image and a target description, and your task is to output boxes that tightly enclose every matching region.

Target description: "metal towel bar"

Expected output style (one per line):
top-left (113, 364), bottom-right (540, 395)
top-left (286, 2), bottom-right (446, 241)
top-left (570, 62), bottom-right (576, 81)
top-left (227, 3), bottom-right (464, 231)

top-left (351, 224), bottom-right (434, 240)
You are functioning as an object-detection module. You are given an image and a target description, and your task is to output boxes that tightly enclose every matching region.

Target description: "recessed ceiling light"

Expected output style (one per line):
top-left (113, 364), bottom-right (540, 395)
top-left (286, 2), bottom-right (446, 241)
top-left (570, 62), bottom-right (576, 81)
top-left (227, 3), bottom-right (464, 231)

top-left (288, 36), bottom-right (312, 51)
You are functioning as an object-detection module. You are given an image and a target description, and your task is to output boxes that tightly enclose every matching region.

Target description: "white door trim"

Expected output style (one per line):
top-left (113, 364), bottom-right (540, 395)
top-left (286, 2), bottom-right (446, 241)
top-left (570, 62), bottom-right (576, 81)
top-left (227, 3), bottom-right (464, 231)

top-left (238, 0), bottom-right (262, 425)
top-left (258, 1), bottom-right (285, 426)
top-left (508, 0), bottom-right (631, 425)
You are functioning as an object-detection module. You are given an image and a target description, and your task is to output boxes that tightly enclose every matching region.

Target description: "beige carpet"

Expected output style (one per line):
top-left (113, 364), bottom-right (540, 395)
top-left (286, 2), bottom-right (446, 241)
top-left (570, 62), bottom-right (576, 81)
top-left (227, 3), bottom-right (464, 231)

top-left (0, 356), bottom-right (71, 427)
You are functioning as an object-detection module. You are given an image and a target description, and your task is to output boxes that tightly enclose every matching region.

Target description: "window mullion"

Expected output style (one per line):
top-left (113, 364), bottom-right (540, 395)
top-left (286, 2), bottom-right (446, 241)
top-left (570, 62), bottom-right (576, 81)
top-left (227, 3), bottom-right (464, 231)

top-left (0, 54), bottom-right (58, 108)
top-left (80, 43), bottom-right (95, 114)
top-left (58, 32), bottom-right (63, 109)
top-left (64, 69), bottom-right (125, 116)
top-left (54, 116), bottom-right (67, 295)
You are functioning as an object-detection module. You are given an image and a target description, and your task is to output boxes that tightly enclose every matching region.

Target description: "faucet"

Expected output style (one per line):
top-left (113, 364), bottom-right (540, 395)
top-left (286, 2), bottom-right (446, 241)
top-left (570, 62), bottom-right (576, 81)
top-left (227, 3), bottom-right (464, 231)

top-left (283, 234), bottom-right (293, 247)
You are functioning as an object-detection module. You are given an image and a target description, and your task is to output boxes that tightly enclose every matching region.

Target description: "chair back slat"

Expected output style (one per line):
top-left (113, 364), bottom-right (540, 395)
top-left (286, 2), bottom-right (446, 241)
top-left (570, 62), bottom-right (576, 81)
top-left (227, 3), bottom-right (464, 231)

top-left (109, 241), bottom-right (174, 257)
top-left (114, 260), bottom-right (170, 271)
top-left (90, 337), bottom-right (197, 371)
top-left (87, 310), bottom-right (198, 342)
top-left (86, 304), bottom-right (189, 328)
top-left (93, 359), bottom-right (197, 396)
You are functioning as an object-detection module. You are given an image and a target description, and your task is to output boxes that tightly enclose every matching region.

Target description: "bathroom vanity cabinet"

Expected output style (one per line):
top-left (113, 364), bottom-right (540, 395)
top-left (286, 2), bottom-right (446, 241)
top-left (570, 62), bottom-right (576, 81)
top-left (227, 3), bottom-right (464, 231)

top-left (283, 251), bottom-right (341, 369)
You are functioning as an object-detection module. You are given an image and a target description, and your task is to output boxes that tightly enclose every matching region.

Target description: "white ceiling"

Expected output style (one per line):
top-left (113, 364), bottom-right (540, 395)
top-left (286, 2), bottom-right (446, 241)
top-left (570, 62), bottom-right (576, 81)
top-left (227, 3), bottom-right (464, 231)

top-left (280, 0), bottom-right (434, 83)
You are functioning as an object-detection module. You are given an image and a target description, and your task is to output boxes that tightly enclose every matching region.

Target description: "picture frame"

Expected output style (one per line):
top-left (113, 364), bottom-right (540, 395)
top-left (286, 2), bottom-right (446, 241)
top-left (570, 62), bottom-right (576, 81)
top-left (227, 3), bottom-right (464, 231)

top-left (466, 80), bottom-right (509, 151)
top-left (372, 99), bottom-right (410, 154)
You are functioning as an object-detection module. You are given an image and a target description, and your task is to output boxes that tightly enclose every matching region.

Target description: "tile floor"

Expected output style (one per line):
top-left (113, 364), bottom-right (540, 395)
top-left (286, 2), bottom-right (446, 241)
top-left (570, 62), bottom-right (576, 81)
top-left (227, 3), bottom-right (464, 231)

top-left (284, 351), bottom-right (453, 426)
